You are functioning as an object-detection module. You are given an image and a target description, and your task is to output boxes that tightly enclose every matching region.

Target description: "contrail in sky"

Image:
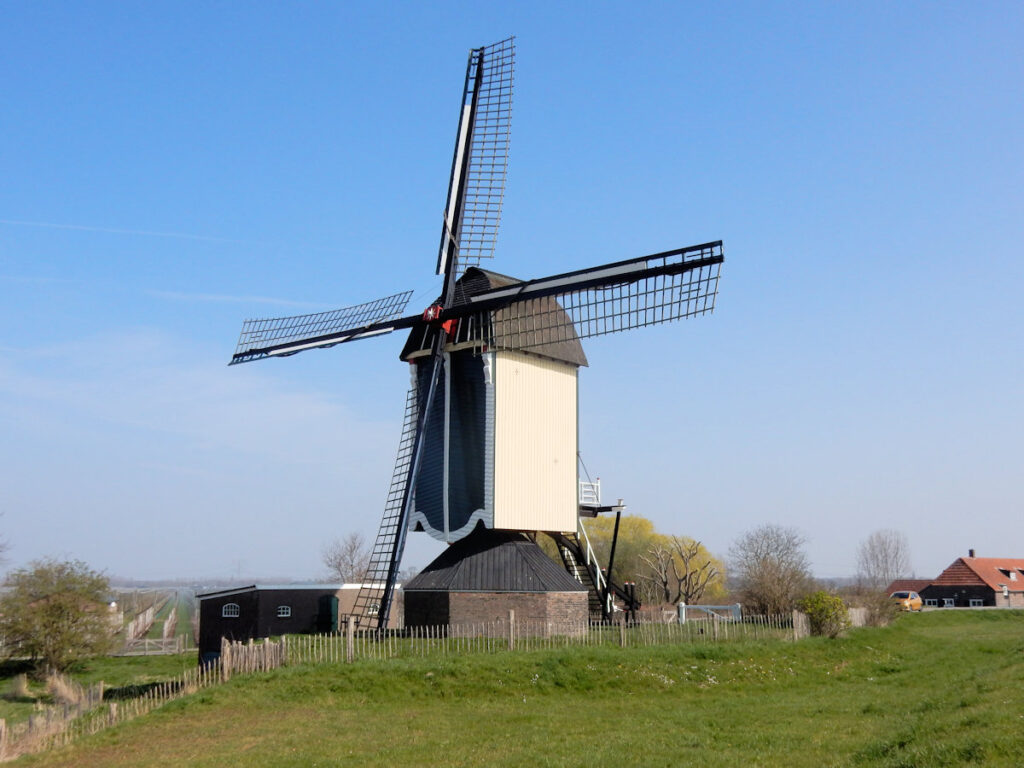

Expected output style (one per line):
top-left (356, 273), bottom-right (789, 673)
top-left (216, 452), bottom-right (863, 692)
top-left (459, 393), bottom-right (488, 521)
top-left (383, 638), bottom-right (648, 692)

top-left (0, 218), bottom-right (282, 248)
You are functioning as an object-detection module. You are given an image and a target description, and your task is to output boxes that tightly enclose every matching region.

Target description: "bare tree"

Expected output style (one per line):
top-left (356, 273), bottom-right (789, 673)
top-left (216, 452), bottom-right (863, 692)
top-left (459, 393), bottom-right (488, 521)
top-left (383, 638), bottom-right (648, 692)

top-left (322, 533), bottom-right (370, 583)
top-left (729, 524), bottom-right (812, 615)
top-left (672, 536), bottom-right (720, 605)
top-left (856, 529), bottom-right (910, 592)
top-left (638, 543), bottom-right (679, 605)
top-left (638, 537), bottom-right (722, 606)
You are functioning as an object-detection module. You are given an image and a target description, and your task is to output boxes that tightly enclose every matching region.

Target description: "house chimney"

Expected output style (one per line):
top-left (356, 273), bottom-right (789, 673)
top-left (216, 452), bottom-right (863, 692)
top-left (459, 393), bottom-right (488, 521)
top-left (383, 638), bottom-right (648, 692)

top-left (968, 548), bottom-right (976, 558)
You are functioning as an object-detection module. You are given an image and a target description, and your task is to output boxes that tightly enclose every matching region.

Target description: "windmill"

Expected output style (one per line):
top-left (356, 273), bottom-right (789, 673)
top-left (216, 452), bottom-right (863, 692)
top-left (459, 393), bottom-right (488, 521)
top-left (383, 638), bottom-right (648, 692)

top-left (230, 37), bottom-right (723, 631)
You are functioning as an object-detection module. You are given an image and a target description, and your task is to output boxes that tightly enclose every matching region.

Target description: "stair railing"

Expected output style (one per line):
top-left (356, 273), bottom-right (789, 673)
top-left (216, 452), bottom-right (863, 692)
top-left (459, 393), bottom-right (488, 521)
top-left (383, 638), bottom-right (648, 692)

top-left (576, 517), bottom-right (613, 617)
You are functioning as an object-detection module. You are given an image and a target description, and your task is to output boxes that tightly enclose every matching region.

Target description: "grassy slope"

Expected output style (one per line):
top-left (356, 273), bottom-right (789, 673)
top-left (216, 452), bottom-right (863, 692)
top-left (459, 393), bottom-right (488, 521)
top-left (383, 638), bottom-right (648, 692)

top-left (0, 653), bottom-right (197, 725)
top-left (17, 612), bottom-right (1024, 768)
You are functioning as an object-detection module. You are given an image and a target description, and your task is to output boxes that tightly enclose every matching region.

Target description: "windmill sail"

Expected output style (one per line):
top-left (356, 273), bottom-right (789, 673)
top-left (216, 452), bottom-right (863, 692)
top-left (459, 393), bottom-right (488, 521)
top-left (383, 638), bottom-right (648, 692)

top-left (351, 385), bottom-right (419, 628)
top-left (230, 290), bottom-right (414, 364)
top-left (405, 241), bottom-right (724, 357)
top-left (437, 37), bottom-right (514, 280)
top-left (477, 242), bottom-right (723, 351)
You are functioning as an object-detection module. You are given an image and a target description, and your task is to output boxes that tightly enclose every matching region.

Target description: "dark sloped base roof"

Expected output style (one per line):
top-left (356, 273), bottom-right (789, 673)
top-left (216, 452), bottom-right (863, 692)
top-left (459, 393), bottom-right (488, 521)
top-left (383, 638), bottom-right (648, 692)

top-left (404, 529), bottom-right (587, 593)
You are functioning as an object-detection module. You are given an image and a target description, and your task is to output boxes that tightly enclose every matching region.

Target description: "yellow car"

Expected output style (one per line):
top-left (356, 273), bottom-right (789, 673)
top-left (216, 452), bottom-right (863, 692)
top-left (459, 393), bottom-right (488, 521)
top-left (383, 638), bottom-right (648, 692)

top-left (890, 590), bottom-right (923, 611)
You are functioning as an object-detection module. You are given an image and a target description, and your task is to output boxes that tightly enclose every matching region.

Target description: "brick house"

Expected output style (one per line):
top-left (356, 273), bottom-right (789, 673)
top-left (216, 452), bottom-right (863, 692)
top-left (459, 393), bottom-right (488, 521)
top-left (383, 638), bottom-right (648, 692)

top-left (919, 553), bottom-right (1024, 609)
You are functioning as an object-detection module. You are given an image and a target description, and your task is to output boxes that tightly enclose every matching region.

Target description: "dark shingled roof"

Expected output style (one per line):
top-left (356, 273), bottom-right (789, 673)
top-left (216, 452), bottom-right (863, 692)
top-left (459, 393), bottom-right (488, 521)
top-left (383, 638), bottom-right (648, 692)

top-left (400, 267), bottom-right (588, 367)
top-left (404, 529), bottom-right (587, 593)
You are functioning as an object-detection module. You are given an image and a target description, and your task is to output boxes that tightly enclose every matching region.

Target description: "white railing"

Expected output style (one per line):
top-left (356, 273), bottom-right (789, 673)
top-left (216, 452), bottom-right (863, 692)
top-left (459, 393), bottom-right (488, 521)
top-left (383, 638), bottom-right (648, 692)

top-left (578, 478), bottom-right (601, 506)
top-left (576, 518), bottom-right (613, 616)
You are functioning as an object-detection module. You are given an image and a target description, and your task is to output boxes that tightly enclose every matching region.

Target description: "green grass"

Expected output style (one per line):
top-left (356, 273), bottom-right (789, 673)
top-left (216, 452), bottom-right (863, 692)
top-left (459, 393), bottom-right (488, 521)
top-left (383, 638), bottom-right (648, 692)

top-left (0, 652), bottom-right (196, 725)
top-left (14, 611), bottom-right (1024, 767)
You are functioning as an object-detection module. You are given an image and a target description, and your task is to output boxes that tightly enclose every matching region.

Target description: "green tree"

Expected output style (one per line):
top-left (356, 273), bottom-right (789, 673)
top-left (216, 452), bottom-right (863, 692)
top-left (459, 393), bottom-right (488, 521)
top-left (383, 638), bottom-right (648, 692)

top-left (581, 515), bottom-right (726, 606)
top-left (0, 558), bottom-right (116, 673)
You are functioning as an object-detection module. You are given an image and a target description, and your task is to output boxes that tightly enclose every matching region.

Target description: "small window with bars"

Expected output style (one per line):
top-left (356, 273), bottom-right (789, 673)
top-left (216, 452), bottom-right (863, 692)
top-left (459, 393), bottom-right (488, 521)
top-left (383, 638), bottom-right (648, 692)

top-left (277, 605), bottom-right (292, 618)
top-left (222, 603), bottom-right (240, 618)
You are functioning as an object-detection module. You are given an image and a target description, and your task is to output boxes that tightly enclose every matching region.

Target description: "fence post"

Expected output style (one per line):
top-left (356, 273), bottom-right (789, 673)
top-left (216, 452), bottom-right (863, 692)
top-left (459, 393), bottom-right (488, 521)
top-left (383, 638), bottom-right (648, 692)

top-left (221, 638), bottom-right (232, 682)
top-left (619, 618), bottom-right (626, 648)
top-left (346, 615), bottom-right (355, 663)
top-left (508, 610), bottom-right (515, 651)
top-left (0, 717), bottom-right (6, 761)
top-left (108, 703), bottom-right (118, 726)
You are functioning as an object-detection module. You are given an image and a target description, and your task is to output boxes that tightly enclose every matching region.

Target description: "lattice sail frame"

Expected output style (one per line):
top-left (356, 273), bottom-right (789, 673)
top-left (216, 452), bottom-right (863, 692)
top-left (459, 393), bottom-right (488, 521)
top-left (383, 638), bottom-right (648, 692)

top-left (351, 385), bottom-right (419, 628)
top-left (439, 37), bottom-right (514, 278)
top-left (426, 242), bottom-right (723, 354)
top-left (232, 291), bottom-right (414, 363)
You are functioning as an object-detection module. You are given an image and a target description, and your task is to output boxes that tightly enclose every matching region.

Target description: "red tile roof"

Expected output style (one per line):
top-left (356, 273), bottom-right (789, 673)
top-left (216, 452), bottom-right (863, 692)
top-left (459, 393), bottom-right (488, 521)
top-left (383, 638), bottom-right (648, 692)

top-left (885, 579), bottom-right (931, 595)
top-left (933, 557), bottom-right (1024, 592)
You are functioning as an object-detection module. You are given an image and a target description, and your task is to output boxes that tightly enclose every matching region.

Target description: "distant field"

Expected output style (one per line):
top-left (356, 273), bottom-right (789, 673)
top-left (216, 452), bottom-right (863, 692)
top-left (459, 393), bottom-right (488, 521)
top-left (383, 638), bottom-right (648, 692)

top-left (16, 611), bottom-right (1024, 767)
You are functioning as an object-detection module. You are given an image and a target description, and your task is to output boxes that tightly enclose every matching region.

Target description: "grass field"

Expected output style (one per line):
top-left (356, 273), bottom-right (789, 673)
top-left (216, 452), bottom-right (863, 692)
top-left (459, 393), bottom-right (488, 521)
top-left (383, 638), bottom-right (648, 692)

top-left (15, 611), bottom-right (1024, 767)
top-left (0, 653), bottom-right (197, 727)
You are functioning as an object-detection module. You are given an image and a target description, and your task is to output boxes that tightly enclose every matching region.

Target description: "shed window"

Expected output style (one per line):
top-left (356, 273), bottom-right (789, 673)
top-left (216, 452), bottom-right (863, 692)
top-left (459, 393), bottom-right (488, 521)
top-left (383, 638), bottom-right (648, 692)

top-left (222, 603), bottom-right (240, 618)
top-left (277, 605), bottom-right (292, 618)
top-left (942, 598), bottom-right (955, 608)
top-left (925, 598), bottom-right (938, 607)
top-left (969, 598), bottom-right (983, 607)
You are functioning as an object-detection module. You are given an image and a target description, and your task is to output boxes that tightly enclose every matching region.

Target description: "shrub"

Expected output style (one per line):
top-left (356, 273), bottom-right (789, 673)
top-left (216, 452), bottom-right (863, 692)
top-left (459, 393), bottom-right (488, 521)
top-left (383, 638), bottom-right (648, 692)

top-left (0, 558), bottom-right (116, 673)
top-left (45, 673), bottom-right (85, 706)
top-left (798, 590), bottom-right (850, 638)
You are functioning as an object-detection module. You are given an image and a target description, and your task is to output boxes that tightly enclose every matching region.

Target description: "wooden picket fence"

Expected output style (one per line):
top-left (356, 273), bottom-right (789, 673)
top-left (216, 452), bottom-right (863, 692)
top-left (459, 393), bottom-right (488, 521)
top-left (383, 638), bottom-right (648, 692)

top-left (0, 638), bottom-right (281, 762)
top-left (0, 611), bottom-right (808, 761)
top-left (285, 611), bottom-right (800, 664)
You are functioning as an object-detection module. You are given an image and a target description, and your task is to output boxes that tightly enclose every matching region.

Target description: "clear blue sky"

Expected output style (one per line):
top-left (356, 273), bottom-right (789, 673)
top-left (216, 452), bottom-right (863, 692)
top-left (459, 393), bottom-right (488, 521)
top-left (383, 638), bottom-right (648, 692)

top-left (1, 2), bottom-right (1021, 581)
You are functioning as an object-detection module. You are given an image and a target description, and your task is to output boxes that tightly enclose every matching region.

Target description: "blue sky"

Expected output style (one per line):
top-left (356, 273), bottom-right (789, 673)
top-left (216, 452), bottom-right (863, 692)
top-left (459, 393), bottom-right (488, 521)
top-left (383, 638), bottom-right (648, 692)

top-left (1, 2), bottom-right (1021, 581)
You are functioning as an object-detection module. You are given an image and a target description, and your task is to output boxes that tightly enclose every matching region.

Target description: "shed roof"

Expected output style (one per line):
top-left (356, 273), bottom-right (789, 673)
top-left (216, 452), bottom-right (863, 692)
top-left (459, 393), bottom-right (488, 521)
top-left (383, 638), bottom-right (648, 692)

top-left (196, 584), bottom-right (345, 600)
top-left (403, 529), bottom-right (587, 593)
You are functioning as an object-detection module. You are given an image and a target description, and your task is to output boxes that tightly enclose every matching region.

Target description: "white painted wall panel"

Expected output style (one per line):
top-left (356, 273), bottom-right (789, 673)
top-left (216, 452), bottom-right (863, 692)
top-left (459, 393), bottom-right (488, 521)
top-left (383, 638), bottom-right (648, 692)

top-left (493, 351), bottom-right (577, 533)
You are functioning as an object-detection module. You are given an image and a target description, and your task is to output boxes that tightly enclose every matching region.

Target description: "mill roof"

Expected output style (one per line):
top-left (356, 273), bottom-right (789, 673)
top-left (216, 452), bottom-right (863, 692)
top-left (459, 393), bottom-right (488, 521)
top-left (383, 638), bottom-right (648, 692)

top-left (403, 530), bottom-right (587, 593)
top-left (400, 267), bottom-right (588, 367)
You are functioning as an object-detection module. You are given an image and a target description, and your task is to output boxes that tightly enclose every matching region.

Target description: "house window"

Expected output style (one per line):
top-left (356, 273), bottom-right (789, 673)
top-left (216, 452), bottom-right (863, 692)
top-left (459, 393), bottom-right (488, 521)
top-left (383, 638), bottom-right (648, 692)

top-left (969, 598), bottom-right (983, 607)
top-left (925, 599), bottom-right (938, 607)
top-left (277, 605), bottom-right (292, 618)
top-left (222, 603), bottom-right (240, 618)
top-left (942, 598), bottom-right (955, 608)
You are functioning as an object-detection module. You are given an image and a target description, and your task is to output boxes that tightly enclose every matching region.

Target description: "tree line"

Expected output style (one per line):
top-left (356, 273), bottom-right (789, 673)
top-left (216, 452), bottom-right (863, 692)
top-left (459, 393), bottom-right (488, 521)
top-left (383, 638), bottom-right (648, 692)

top-left (322, 519), bottom-right (913, 619)
top-left (0, 521), bottom-right (910, 675)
